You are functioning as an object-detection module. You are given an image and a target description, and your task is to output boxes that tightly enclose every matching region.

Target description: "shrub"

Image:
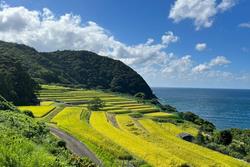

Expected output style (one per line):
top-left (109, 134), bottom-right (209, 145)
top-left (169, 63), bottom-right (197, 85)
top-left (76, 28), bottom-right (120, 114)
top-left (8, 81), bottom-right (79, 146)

top-left (180, 112), bottom-right (215, 132)
top-left (134, 92), bottom-right (145, 103)
top-left (70, 156), bottom-right (96, 167)
top-left (87, 97), bottom-right (105, 111)
top-left (160, 104), bottom-right (177, 113)
top-left (23, 110), bottom-right (34, 118)
top-left (244, 154), bottom-right (250, 163)
top-left (150, 98), bottom-right (159, 105)
top-left (57, 140), bottom-right (67, 148)
top-left (129, 112), bottom-right (143, 118)
top-left (118, 154), bottom-right (133, 161)
top-left (179, 163), bottom-right (191, 167)
top-left (196, 130), bottom-right (205, 144)
top-left (0, 95), bottom-right (17, 111)
top-left (216, 130), bottom-right (233, 146)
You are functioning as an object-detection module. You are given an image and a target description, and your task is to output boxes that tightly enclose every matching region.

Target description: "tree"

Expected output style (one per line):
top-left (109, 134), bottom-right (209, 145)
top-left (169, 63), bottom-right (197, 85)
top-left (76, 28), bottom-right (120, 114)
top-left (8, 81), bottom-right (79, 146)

top-left (0, 59), bottom-right (39, 105)
top-left (244, 154), bottom-right (250, 163)
top-left (182, 112), bottom-right (199, 122)
top-left (216, 130), bottom-right (233, 145)
top-left (160, 104), bottom-right (177, 113)
top-left (134, 92), bottom-right (145, 103)
top-left (87, 97), bottom-right (105, 111)
top-left (196, 130), bottom-right (205, 144)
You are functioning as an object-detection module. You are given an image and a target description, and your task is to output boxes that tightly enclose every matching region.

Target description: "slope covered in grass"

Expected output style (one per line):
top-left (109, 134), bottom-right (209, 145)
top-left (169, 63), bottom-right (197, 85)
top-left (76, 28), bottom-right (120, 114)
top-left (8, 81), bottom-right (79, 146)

top-left (0, 97), bottom-right (85, 166)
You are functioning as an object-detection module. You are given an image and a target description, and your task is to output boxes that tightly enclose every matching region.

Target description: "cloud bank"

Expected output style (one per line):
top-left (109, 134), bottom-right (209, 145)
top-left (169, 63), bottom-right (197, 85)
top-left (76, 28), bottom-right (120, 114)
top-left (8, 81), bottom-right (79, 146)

top-left (169, 0), bottom-right (237, 30)
top-left (0, 2), bottom-right (248, 88)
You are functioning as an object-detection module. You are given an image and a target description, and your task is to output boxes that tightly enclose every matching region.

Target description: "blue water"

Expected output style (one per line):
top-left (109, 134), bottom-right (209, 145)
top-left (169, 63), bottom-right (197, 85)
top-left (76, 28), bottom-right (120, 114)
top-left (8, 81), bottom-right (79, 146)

top-left (152, 88), bottom-right (250, 129)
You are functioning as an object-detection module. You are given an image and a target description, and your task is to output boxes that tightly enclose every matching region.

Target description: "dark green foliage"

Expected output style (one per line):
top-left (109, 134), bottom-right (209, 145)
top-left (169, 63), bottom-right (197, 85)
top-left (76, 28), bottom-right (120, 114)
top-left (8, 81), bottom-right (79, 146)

top-left (0, 95), bottom-right (17, 111)
top-left (0, 54), bottom-right (39, 105)
top-left (128, 112), bottom-right (143, 118)
top-left (23, 110), bottom-right (34, 118)
top-left (148, 98), bottom-right (177, 113)
top-left (180, 164), bottom-right (191, 167)
top-left (199, 121), bottom-right (216, 133)
top-left (134, 92), bottom-right (145, 100)
top-left (244, 154), bottom-right (250, 163)
top-left (87, 97), bottom-right (105, 111)
top-left (159, 104), bottom-right (177, 113)
top-left (152, 117), bottom-right (184, 124)
top-left (216, 130), bottom-right (233, 145)
top-left (118, 154), bottom-right (133, 161)
top-left (150, 98), bottom-right (160, 105)
top-left (0, 41), bottom-right (155, 99)
top-left (70, 156), bottom-right (96, 167)
top-left (57, 140), bottom-right (67, 148)
top-left (198, 128), bottom-right (250, 162)
top-left (179, 112), bottom-right (215, 132)
top-left (196, 130), bottom-right (205, 144)
top-left (181, 112), bottom-right (199, 122)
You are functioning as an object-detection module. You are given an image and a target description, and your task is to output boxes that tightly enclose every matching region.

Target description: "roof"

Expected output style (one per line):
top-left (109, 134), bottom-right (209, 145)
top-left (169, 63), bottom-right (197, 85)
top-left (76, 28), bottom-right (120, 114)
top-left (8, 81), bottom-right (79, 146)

top-left (178, 133), bottom-right (194, 138)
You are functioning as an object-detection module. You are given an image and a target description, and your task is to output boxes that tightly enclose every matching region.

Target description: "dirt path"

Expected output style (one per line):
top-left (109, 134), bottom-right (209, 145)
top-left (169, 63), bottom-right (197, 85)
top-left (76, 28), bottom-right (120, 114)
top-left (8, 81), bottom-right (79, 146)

top-left (132, 118), bottom-right (149, 133)
top-left (49, 126), bottom-right (103, 167)
top-left (106, 112), bottom-right (120, 128)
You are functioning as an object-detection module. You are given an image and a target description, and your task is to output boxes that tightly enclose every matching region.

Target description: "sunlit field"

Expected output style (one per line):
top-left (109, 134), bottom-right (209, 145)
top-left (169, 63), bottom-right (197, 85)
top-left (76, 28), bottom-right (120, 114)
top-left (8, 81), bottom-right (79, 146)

top-left (51, 107), bottom-right (139, 166)
top-left (18, 106), bottom-right (55, 118)
top-left (36, 85), bottom-right (249, 167)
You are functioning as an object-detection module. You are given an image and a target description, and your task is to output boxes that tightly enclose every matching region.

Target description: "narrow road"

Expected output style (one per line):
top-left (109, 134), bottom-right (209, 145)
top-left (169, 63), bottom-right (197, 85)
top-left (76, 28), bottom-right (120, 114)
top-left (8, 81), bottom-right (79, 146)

top-left (49, 126), bottom-right (102, 166)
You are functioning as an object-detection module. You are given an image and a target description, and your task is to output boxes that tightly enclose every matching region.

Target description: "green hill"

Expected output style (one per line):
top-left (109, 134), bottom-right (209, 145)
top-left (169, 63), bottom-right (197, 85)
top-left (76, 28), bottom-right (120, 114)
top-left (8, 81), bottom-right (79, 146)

top-left (0, 41), bottom-right (155, 99)
top-left (0, 55), bottom-right (39, 105)
top-left (0, 95), bottom-right (95, 166)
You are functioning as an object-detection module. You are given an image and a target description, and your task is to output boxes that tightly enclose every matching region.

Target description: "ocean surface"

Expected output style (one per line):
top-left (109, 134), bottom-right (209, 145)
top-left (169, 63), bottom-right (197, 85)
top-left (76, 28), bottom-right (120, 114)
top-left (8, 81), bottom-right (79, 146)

top-left (152, 88), bottom-right (250, 129)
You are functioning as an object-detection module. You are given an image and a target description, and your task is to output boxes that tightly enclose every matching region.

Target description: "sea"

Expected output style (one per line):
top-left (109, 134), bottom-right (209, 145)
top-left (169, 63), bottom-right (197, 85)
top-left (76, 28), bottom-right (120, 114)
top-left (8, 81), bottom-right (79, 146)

top-left (152, 87), bottom-right (250, 130)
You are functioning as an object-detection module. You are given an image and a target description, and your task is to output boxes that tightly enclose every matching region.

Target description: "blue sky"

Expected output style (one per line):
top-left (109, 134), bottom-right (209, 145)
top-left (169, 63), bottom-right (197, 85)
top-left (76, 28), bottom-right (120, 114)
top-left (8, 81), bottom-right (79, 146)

top-left (1, 0), bottom-right (250, 88)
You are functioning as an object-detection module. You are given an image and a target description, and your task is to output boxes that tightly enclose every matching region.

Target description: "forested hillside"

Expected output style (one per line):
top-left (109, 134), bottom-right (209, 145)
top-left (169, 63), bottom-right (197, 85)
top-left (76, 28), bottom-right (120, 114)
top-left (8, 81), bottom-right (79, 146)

top-left (0, 56), bottom-right (39, 105)
top-left (0, 41), bottom-right (155, 99)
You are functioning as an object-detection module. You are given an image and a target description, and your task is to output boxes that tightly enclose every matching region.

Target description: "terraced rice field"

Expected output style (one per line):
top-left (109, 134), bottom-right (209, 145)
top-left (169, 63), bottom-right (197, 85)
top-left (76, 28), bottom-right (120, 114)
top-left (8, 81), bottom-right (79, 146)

top-left (40, 101), bottom-right (54, 106)
top-left (90, 112), bottom-right (185, 166)
top-left (18, 106), bottom-right (55, 118)
top-left (34, 85), bottom-right (249, 167)
top-left (144, 112), bottom-right (173, 118)
top-left (50, 107), bottom-right (132, 166)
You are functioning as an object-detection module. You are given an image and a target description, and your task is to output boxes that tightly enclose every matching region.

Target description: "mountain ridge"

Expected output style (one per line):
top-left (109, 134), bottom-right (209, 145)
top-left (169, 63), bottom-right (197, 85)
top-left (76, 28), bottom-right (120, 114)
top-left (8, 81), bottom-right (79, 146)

top-left (0, 40), bottom-right (155, 99)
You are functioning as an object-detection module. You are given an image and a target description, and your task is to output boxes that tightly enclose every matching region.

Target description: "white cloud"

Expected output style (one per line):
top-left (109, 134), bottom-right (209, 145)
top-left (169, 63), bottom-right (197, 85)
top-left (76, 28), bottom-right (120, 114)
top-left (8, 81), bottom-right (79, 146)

top-left (169, 0), bottom-right (237, 30)
top-left (192, 56), bottom-right (231, 73)
top-left (161, 31), bottom-right (179, 45)
top-left (0, 3), bottom-right (248, 88)
top-left (192, 64), bottom-right (210, 73)
top-left (239, 22), bottom-right (250, 28)
top-left (195, 43), bottom-right (207, 51)
top-left (217, 0), bottom-right (237, 12)
top-left (209, 56), bottom-right (231, 66)
top-left (162, 55), bottom-right (193, 76)
top-left (0, 4), bottom-right (180, 69)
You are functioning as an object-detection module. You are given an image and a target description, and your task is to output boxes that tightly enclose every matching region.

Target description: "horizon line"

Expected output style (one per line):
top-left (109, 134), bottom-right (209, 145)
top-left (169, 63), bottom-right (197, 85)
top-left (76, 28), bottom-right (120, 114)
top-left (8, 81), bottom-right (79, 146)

top-left (151, 86), bottom-right (250, 90)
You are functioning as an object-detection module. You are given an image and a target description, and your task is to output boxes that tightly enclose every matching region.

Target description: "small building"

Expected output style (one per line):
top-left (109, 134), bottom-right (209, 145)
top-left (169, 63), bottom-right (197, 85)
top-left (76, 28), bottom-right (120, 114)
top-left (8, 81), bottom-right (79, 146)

top-left (178, 133), bottom-right (194, 142)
